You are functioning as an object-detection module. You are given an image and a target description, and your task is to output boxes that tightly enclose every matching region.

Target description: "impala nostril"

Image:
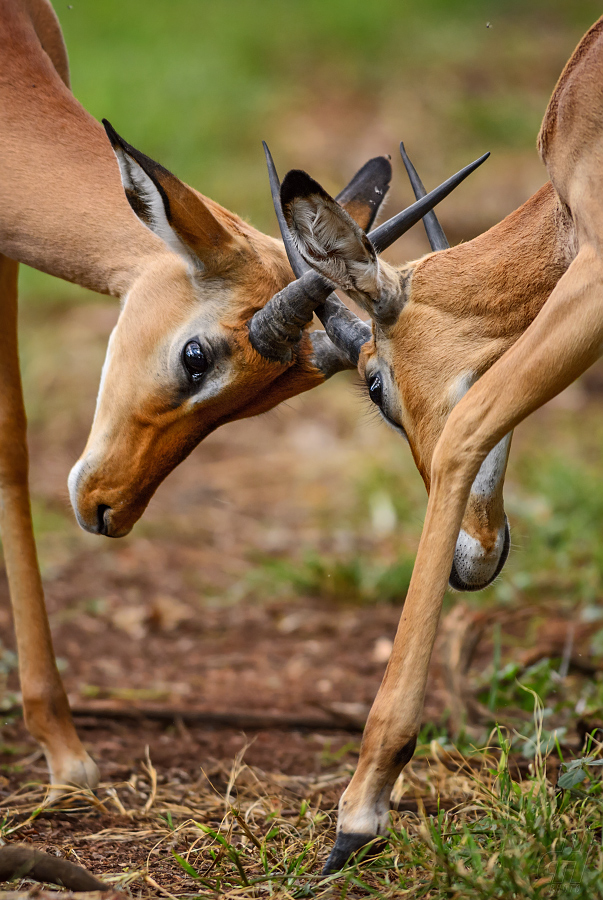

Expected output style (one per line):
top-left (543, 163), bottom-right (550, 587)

top-left (97, 504), bottom-right (111, 536)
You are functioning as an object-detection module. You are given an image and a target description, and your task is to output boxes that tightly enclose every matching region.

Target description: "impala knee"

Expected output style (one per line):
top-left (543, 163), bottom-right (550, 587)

top-left (432, 404), bottom-right (495, 489)
top-left (431, 431), bottom-right (479, 492)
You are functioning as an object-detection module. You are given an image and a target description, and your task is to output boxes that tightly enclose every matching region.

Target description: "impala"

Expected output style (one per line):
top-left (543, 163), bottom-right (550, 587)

top-left (0, 0), bottom-right (483, 796)
top-left (277, 17), bottom-right (601, 873)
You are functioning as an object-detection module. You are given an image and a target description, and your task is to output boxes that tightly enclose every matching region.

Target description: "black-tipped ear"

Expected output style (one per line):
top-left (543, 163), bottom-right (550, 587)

top-left (335, 156), bottom-right (392, 232)
top-left (102, 119), bottom-right (236, 270)
top-left (280, 168), bottom-right (386, 316)
top-left (102, 119), bottom-right (172, 225)
top-left (280, 169), bottom-right (334, 209)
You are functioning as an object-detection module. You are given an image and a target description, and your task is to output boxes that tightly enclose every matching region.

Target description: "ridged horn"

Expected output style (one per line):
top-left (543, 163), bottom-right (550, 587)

top-left (250, 146), bottom-right (391, 364)
top-left (369, 151), bottom-right (489, 253)
top-left (249, 148), bottom-right (489, 364)
top-left (399, 142), bottom-right (449, 251)
top-left (316, 294), bottom-right (372, 366)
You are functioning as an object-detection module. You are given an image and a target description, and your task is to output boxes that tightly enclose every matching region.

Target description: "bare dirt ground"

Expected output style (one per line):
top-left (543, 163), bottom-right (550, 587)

top-left (0, 298), bottom-right (436, 889)
top-left (0, 293), bottom-right (602, 892)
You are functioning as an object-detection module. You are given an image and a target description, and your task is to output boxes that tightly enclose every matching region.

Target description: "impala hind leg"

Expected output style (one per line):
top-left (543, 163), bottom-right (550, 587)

top-left (0, 255), bottom-right (99, 798)
top-left (325, 243), bottom-right (603, 872)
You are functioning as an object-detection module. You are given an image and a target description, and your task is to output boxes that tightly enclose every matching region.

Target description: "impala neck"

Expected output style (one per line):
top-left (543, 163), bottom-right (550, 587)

top-left (0, 0), bottom-right (165, 297)
top-left (411, 181), bottom-right (575, 338)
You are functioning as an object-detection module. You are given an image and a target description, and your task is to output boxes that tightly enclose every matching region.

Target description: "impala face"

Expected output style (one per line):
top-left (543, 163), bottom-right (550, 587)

top-left (68, 125), bottom-right (390, 538)
top-left (68, 249), bottom-right (320, 538)
top-left (282, 172), bottom-right (514, 592)
top-left (359, 299), bottom-right (511, 592)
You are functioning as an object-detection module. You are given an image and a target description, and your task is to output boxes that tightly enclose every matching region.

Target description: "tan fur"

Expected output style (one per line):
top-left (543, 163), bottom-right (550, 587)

top-left (379, 182), bottom-right (572, 488)
top-left (327, 15), bottom-right (603, 857)
top-left (0, 0), bottom-right (373, 794)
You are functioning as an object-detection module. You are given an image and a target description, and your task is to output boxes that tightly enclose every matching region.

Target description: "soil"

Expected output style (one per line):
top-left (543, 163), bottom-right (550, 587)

top-left (0, 298), bottom-right (600, 893)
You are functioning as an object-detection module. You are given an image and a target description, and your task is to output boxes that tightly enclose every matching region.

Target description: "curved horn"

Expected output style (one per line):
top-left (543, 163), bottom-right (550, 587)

top-left (316, 294), bottom-right (372, 366)
top-left (248, 267), bottom-right (335, 363)
top-left (370, 151), bottom-right (489, 253)
top-left (250, 148), bottom-right (489, 364)
top-left (263, 142), bottom-right (310, 278)
top-left (250, 146), bottom-right (391, 363)
top-left (399, 142), bottom-right (450, 251)
top-left (309, 329), bottom-right (357, 378)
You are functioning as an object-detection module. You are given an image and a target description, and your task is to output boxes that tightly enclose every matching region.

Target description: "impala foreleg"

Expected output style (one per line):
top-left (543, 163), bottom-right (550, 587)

top-left (0, 256), bottom-right (98, 798)
top-left (325, 244), bottom-right (603, 872)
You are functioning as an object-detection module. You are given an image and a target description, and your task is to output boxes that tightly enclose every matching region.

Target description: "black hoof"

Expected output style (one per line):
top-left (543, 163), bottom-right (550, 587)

top-left (322, 832), bottom-right (386, 875)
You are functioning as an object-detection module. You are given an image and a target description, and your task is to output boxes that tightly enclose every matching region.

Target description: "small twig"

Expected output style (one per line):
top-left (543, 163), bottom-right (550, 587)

top-left (558, 622), bottom-right (576, 680)
top-left (142, 747), bottom-right (158, 814)
top-left (144, 873), bottom-right (180, 900)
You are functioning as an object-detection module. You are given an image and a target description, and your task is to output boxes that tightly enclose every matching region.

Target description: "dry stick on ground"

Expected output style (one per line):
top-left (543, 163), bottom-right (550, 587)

top-left (67, 705), bottom-right (367, 733)
top-left (0, 894), bottom-right (118, 900)
top-left (0, 845), bottom-right (109, 891)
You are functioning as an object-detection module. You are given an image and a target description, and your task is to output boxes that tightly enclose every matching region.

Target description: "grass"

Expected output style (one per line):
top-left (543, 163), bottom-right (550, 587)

top-left (3, 707), bottom-right (603, 898)
top-left (8, 1), bottom-right (603, 894)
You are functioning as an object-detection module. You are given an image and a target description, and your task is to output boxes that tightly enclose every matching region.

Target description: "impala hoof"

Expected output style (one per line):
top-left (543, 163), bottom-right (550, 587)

top-left (44, 752), bottom-right (100, 806)
top-left (322, 832), bottom-right (386, 875)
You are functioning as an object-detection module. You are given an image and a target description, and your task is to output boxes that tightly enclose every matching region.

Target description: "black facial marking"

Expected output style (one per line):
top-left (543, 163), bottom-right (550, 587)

top-left (182, 340), bottom-right (209, 382)
top-left (392, 736), bottom-right (417, 770)
top-left (368, 372), bottom-right (383, 406)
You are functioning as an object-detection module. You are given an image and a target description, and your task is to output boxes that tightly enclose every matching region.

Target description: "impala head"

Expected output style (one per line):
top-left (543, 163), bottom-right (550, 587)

top-left (68, 124), bottom-right (395, 538)
top-left (281, 146), bottom-right (512, 592)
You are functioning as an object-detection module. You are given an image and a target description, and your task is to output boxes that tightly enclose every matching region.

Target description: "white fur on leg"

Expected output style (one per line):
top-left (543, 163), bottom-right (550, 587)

top-left (44, 749), bottom-right (100, 805)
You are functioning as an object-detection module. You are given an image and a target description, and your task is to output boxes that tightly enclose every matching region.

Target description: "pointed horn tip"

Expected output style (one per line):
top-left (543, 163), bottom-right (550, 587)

top-left (468, 151), bottom-right (490, 170)
top-left (398, 142), bottom-right (490, 172)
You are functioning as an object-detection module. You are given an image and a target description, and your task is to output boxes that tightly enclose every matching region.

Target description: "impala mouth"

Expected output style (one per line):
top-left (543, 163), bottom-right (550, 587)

top-left (449, 516), bottom-right (510, 592)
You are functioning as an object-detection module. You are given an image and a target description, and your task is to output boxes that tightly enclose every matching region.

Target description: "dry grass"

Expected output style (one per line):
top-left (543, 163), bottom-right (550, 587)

top-left (0, 724), bottom-right (602, 899)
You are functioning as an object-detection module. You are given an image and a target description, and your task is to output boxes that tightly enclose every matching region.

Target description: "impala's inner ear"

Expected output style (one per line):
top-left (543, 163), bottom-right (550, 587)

top-left (281, 170), bottom-right (377, 288)
top-left (103, 119), bottom-right (236, 271)
top-left (281, 169), bottom-right (393, 316)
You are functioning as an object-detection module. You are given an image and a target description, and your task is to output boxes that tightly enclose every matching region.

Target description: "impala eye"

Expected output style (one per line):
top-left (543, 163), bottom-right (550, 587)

top-left (182, 340), bottom-right (208, 381)
top-left (368, 373), bottom-right (383, 407)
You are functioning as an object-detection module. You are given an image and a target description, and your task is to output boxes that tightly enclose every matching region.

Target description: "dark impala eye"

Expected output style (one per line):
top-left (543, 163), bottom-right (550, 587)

top-left (368, 373), bottom-right (383, 406)
top-left (183, 340), bottom-right (209, 381)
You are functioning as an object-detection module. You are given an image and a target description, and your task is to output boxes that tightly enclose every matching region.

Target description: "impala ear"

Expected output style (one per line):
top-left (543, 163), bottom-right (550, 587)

top-left (281, 170), bottom-right (397, 319)
top-left (103, 119), bottom-right (237, 271)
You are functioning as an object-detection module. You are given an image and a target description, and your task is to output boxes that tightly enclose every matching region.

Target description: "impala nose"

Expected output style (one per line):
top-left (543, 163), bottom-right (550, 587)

top-left (97, 504), bottom-right (112, 536)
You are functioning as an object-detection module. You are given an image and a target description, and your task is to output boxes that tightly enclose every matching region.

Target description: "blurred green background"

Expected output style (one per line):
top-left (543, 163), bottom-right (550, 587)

top-left (21, 0), bottom-right (602, 298)
top-left (8, 0), bottom-right (603, 741)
